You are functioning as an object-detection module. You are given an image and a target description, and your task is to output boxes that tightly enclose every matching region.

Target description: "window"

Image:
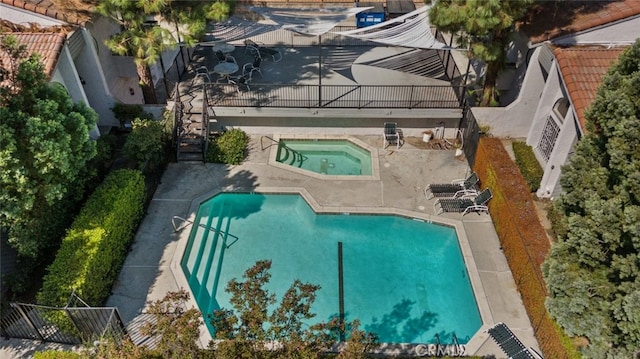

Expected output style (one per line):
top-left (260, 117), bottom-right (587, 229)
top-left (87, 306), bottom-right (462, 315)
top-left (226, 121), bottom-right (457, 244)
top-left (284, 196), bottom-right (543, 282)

top-left (536, 97), bottom-right (568, 162)
top-left (552, 98), bottom-right (569, 123)
top-left (537, 115), bottom-right (560, 162)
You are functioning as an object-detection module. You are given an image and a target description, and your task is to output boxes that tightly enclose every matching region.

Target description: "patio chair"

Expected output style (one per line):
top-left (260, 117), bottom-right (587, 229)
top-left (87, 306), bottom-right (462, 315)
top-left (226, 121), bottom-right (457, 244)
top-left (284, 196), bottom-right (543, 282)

top-left (424, 172), bottom-right (480, 199)
top-left (433, 188), bottom-right (493, 215)
top-left (215, 50), bottom-right (237, 65)
top-left (230, 73), bottom-right (251, 93)
top-left (242, 56), bottom-right (263, 79)
top-left (383, 122), bottom-right (400, 149)
top-left (244, 39), bottom-right (283, 62)
top-left (193, 66), bottom-right (211, 84)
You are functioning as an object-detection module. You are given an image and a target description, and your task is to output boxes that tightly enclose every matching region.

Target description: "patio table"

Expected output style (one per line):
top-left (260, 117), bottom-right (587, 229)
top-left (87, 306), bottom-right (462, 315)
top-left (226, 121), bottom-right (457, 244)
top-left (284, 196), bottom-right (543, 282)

top-left (211, 43), bottom-right (235, 54)
top-left (214, 62), bottom-right (239, 83)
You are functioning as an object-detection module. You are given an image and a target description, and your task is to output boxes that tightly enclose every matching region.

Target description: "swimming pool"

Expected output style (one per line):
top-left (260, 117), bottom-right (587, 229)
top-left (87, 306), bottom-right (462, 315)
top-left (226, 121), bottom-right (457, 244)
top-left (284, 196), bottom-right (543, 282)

top-left (276, 139), bottom-right (372, 176)
top-left (181, 193), bottom-right (482, 344)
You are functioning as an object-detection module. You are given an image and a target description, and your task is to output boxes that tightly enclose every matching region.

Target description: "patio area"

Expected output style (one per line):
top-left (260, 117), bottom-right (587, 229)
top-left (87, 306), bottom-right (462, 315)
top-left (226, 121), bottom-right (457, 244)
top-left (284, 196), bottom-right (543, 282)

top-left (176, 38), bottom-right (465, 131)
top-left (103, 134), bottom-right (540, 357)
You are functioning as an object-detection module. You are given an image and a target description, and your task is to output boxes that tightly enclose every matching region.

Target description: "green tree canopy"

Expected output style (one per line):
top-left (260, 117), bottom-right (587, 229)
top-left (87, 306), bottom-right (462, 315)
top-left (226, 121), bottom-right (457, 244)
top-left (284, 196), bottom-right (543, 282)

top-left (429, 0), bottom-right (532, 106)
top-left (96, 0), bottom-right (232, 104)
top-left (0, 35), bottom-right (98, 261)
top-left (542, 40), bottom-right (640, 358)
top-left (211, 260), bottom-right (378, 358)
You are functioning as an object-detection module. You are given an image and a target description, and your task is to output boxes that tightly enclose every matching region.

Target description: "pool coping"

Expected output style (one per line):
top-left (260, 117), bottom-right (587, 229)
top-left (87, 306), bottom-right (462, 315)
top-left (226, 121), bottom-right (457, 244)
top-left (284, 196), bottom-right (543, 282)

top-left (267, 134), bottom-right (381, 181)
top-left (170, 186), bottom-right (494, 356)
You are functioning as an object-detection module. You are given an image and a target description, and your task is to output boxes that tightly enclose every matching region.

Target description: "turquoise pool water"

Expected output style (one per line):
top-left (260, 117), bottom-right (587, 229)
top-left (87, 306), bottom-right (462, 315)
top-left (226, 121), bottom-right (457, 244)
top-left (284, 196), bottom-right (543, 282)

top-left (181, 193), bottom-right (482, 344)
top-left (276, 140), bottom-right (372, 176)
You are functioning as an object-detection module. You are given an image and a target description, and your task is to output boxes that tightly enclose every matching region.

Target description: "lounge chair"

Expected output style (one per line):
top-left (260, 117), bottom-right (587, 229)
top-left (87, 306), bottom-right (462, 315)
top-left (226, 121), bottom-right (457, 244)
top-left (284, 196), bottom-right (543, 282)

top-left (244, 39), bottom-right (283, 62)
top-left (424, 172), bottom-right (480, 199)
top-left (433, 188), bottom-right (493, 215)
top-left (383, 122), bottom-right (400, 149)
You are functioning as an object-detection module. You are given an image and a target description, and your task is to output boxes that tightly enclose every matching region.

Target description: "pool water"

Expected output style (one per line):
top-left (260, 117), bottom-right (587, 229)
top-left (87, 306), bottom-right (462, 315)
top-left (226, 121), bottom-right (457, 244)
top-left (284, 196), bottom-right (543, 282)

top-left (276, 140), bottom-right (372, 176)
top-left (181, 193), bottom-right (482, 344)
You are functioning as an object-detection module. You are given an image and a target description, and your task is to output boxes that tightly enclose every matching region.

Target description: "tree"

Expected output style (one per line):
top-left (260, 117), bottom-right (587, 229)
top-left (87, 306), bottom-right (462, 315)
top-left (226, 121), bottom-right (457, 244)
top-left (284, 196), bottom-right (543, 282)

top-left (124, 118), bottom-right (167, 169)
top-left (542, 40), bottom-right (640, 358)
top-left (0, 35), bottom-right (97, 265)
top-left (96, 0), bottom-right (232, 104)
top-left (211, 260), bottom-right (378, 358)
top-left (85, 290), bottom-right (202, 359)
top-left (429, 0), bottom-right (533, 106)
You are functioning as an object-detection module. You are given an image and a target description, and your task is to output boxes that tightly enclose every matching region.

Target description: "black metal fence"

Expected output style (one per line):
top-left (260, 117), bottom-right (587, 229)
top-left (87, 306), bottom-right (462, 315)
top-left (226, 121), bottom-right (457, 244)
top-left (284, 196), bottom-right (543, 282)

top-left (206, 83), bottom-right (463, 109)
top-left (460, 104), bottom-right (481, 168)
top-left (1, 301), bottom-right (126, 345)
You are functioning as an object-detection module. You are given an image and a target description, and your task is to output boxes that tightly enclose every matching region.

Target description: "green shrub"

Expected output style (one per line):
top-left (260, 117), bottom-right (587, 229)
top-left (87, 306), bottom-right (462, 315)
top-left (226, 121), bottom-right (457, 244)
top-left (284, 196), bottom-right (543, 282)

top-left (512, 141), bottom-right (544, 192)
top-left (547, 201), bottom-right (569, 240)
top-left (474, 138), bottom-right (577, 359)
top-left (33, 351), bottom-right (81, 359)
top-left (38, 169), bottom-right (146, 308)
top-left (124, 118), bottom-right (168, 169)
top-left (111, 103), bottom-right (151, 129)
top-left (206, 128), bottom-right (249, 165)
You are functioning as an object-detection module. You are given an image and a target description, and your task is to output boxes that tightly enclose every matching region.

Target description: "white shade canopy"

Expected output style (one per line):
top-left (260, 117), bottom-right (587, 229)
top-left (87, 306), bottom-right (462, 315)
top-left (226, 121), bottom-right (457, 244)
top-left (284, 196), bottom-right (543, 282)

top-left (333, 5), bottom-right (454, 50)
top-left (250, 7), bottom-right (371, 36)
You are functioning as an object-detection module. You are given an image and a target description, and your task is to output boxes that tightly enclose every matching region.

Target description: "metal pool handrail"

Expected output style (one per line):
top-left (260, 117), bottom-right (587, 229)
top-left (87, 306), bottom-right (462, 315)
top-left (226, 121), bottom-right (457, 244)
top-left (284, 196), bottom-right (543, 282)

top-left (171, 215), bottom-right (239, 243)
top-left (260, 135), bottom-right (279, 150)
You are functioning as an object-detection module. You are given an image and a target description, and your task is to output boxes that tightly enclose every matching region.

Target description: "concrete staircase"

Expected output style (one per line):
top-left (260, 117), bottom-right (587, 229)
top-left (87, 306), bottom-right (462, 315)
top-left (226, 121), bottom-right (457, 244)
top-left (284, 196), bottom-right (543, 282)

top-left (177, 113), bottom-right (206, 162)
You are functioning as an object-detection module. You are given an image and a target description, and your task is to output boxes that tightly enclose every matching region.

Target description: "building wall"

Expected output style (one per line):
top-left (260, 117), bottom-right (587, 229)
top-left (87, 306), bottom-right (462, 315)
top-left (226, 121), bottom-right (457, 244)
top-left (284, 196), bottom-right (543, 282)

top-left (84, 16), bottom-right (146, 105)
top-left (526, 60), bottom-right (579, 199)
top-left (551, 16), bottom-right (640, 46)
top-left (0, 4), bottom-right (65, 26)
top-left (73, 28), bottom-right (119, 128)
top-left (470, 45), bottom-right (548, 138)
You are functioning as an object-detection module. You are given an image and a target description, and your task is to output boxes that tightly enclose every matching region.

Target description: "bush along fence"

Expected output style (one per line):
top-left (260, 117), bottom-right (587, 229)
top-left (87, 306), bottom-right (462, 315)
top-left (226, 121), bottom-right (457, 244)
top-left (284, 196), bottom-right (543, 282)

top-left (512, 141), bottom-right (544, 193)
top-left (473, 138), bottom-right (579, 359)
top-left (37, 169), bottom-right (146, 309)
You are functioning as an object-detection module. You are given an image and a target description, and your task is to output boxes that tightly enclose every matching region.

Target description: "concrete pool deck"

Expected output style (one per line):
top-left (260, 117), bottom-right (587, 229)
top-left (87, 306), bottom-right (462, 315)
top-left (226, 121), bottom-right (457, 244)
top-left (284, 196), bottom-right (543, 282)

top-left (101, 134), bottom-right (539, 357)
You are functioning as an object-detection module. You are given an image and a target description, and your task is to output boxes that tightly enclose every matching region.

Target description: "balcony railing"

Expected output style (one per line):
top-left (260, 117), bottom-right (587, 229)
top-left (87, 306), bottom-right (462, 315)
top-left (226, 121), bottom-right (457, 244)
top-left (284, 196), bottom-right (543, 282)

top-left (205, 83), bottom-right (463, 109)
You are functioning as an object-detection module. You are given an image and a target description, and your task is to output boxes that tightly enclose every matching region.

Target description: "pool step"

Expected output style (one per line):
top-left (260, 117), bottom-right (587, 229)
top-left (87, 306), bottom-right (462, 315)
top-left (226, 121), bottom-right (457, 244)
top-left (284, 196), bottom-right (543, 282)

top-left (278, 144), bottom-right (305, 168)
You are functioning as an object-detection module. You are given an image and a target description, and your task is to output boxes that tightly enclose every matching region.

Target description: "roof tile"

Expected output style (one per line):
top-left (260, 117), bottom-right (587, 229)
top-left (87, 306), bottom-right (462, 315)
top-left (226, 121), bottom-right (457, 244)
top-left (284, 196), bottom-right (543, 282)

top-left (553, 46), bottom-right (627, 130)
top-left (0, 32), bottom-right (66, 80)
top-left (522, 0), bottom-right (640, 43)
top-left (0, 0), bottom-right (91, 25)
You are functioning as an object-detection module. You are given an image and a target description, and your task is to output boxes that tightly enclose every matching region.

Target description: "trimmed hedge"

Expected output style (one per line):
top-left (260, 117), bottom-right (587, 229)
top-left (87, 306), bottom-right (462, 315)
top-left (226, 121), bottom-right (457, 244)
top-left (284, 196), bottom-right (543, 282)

top-left (474, 138), bottom-right (579, 359)
top-left (37, 169), bottom-right (146, 307)
top-left (206, 128), bottom-right (249, 164)
top-left (512, 141), bottom-right (544, 192)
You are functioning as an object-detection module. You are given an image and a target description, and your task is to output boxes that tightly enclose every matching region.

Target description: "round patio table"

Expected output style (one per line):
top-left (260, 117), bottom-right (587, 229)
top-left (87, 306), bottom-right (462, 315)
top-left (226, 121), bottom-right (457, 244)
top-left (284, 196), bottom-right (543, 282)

top-left (211, 43), bottom-right (235, 54)
top-left (214, 62), bottom-right (239, 82)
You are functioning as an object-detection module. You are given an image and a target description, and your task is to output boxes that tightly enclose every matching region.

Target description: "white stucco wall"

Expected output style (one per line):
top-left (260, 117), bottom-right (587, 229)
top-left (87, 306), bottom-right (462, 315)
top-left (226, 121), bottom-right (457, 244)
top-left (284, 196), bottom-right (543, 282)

top-left (0, 4), bottom-right (65, 27)
top-left (470, 45), bottom-right (548, 138)
top-left (72, 28), bottom-right (119, 127)
top-left (50, 47), bottom-right (101, 138)
top-left (86, 16), bottom-right (140, 91)
top-left (551, 16), bottom-right (640, 46)
top-left (525, 60), bottom-right (581, 199)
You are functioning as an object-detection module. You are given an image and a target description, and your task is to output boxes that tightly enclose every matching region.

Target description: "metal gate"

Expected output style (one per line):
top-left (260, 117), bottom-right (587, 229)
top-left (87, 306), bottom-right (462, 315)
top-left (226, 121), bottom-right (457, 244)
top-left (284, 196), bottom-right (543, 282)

top-left (1, 296), bottom-right (126, 345)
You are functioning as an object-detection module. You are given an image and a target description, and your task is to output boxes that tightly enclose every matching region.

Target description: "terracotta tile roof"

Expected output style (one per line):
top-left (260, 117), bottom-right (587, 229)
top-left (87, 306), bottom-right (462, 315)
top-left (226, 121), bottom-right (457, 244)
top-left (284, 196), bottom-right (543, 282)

top-left (520, 0), bottom-right (640, 44)
top-left (0, 32), bottom-right (66, 79)
top-left (554, 46), bottom-right (626, 130)
top-left (0, 0), bottom-right (92, 25)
